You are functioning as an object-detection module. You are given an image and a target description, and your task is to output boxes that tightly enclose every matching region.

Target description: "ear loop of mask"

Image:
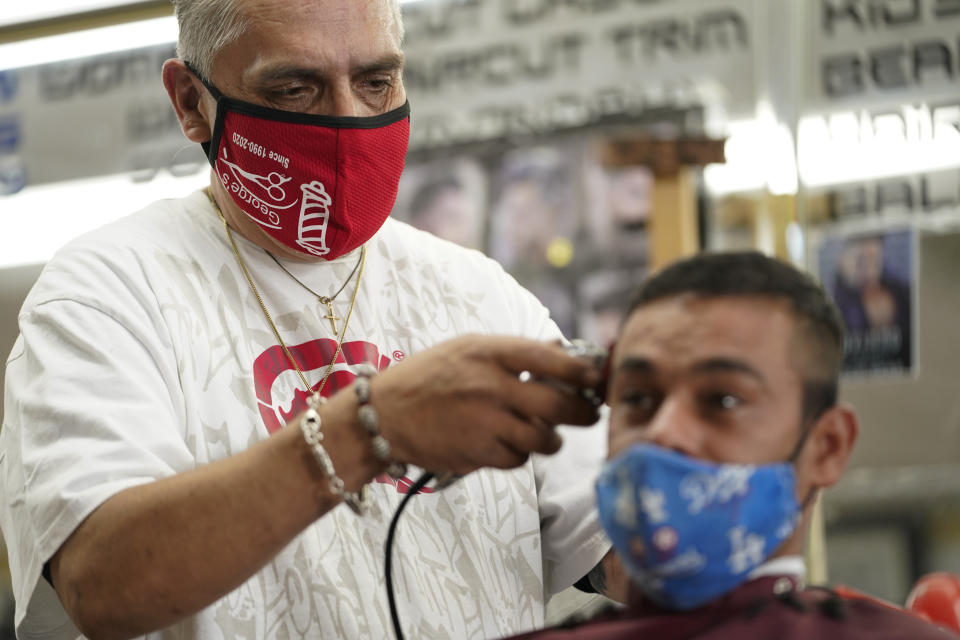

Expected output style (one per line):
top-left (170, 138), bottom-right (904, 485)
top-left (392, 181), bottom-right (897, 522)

top-left (181, 61), bottom-right (226, 163)
top-left (183, 60), bottom-right (223, 99)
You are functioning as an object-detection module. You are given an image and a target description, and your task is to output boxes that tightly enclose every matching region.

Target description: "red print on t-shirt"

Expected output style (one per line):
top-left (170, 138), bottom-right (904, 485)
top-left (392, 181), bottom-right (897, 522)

top-left (253, 338), bottom-right (390, 434)
top-left (252, 338), bottom-right (432, 493)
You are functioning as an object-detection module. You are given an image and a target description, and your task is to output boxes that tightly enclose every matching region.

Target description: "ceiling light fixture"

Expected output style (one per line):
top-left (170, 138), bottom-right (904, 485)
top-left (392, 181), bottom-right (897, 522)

top-left (0, 16), bottom-right (178, 71)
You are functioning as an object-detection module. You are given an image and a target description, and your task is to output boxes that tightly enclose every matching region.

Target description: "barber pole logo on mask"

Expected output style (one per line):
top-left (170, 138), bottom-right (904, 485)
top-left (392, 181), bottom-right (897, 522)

top-left (296, 181), bottom-right (332, 256)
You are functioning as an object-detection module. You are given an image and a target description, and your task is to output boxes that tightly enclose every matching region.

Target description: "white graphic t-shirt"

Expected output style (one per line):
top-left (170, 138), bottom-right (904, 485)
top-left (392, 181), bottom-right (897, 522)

top-left (1, 189), bottom-right (609, 640)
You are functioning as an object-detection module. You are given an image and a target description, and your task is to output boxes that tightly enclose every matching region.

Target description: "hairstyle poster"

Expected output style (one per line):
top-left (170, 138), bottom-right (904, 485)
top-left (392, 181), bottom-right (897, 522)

top-left (487, 144), bottom-right (581, 274)
top-left (392, 156), bottom-right (489, 251)
top-left (580, 159), bottom-right (652, 269)
top-left (817, 227), bottom-right (917, 376)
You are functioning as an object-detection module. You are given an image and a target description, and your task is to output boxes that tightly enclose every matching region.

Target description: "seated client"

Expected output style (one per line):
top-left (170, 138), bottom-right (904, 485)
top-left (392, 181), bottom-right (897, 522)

top-left (507, 251), bottom-right (958, 640)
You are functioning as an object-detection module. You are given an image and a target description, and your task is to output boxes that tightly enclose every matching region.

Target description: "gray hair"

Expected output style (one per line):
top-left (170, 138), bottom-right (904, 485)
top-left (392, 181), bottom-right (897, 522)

top-left (172, 0), bottom-right (248, 79)
top-left (171, 0), bottom-right (405, 80)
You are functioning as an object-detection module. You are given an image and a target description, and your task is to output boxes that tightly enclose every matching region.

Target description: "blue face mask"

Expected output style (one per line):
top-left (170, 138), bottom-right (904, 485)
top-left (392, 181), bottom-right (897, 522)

top-left (595, 444), bottom-right (801, 610)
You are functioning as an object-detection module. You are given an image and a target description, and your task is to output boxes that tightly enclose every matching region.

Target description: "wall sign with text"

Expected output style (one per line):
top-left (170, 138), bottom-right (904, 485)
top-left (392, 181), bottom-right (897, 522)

top-left (808, 0), bottom-right (960, 111)
top-left (401, 0), bottom-right (761, 151)
top-left (0, 44), bottom-right (207, 188)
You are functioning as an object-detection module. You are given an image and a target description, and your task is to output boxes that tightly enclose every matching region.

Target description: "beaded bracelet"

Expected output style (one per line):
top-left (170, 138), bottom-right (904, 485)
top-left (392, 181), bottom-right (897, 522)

top-left (354, 363), bottom-right (407, 480)
top-left (300, 393), bottom-right (366, 515)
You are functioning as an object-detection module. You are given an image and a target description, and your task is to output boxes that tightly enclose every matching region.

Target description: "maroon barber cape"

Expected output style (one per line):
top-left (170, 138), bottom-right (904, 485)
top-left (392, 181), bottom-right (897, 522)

top-left (506, 576), bottom-right (960, 640)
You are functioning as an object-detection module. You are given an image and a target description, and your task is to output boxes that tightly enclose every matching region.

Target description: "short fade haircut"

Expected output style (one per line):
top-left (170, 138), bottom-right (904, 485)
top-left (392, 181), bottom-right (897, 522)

top-left (627, 251), bottom-right (844, 423)
top-left (171, 0), bottom-right (405, 80)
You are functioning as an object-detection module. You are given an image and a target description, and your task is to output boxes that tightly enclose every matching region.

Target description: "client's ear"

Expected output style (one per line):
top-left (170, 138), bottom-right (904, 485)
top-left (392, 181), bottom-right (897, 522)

top-left (803, 403), bottom-right (859, 490)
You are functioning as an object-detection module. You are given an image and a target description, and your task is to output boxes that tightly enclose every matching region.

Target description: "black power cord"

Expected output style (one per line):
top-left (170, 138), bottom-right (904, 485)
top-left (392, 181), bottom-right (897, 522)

top-left (385, 471), bottom-right (435, 640)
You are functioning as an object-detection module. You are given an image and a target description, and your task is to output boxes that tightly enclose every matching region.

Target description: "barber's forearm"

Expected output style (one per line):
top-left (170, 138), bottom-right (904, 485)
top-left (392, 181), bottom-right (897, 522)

top-left (51, 394), bottom-right (380, 640)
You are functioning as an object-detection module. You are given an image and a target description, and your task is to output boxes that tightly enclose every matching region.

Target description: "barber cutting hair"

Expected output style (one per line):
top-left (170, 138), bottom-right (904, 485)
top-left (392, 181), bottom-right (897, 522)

top-left (0, 1), bottom-right (619, 638)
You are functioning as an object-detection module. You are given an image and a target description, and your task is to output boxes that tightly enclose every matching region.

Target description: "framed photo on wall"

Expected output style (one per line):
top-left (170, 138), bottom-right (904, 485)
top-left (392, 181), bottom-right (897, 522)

top-left (817, 227), bottom-right (917, 376)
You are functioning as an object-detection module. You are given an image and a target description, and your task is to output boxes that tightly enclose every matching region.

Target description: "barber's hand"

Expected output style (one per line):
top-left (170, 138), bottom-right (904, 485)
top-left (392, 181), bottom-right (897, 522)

top-left (371, 335), bottom-right (602, 475)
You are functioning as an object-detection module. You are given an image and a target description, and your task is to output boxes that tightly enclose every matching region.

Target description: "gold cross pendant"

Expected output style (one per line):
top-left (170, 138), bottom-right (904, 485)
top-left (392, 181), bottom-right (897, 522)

top-left (319, 297), bottom-right (340, 334)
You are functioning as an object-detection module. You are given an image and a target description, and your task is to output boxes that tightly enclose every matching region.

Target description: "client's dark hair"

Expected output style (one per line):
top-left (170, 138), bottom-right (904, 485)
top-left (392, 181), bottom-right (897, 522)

top-left (628, 251), bottom-right (844, 422)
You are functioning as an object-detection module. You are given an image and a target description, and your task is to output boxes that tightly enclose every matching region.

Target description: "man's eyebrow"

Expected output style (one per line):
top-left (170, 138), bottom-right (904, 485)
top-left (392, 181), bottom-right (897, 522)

top-left (353, 52), bottom-right (405, 75)
top-left (616, 356), bottom-right (766, 384)
top-left (692, 358), bottom-right (766, 383)
top-left (252, 54), bottom-right (405, 82)
top-left (252, 65), bottom-right (319, 83)
top-left (617, 357), bottom-right (656, 374)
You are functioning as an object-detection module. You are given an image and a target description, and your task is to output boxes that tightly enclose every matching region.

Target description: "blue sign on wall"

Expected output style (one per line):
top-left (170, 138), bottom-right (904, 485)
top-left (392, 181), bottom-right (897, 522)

top-left (0, 71), bottom-right (18, 104)
top-left (0, 116), bottom-right (20, 153)
top-left (0, 157), bottom-right (26, 195)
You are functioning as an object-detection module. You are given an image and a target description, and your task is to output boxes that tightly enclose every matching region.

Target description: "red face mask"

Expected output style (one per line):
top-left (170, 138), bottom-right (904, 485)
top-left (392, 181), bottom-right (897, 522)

top-left (190, 64), bottom-right (410, 260)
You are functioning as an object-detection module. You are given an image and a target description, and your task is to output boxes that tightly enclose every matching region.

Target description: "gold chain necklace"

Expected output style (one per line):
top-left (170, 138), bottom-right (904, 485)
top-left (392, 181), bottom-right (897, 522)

top-left (207, 189), bottom-right (366, 399)
top-left (265, 249), bottom-right (362, 335)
